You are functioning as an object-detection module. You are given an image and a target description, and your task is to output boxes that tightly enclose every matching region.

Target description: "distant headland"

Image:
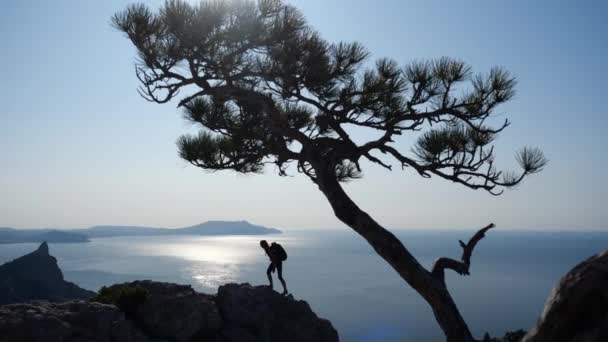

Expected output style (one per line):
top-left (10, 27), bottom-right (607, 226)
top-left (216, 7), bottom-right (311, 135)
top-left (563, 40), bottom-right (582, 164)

top-left (0, 220), bottom-right (281, 244)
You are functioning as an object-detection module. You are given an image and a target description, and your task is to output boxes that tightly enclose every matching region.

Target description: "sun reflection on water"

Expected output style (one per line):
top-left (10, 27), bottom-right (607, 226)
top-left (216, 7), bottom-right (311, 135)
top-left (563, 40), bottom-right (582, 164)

top-left (187, 263), bottom-right (241, 289)
top-left (133, 235), bottom-right (263, 263)
top-left (125, 235), bottom-right (289, 289)
top-left (96, 234), bottom-right (305, 291)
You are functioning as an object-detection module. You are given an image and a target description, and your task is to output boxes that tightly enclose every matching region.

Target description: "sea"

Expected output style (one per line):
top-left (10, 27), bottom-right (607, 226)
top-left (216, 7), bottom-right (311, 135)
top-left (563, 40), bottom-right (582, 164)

top-left (0, 229), bottom-right (605, 342)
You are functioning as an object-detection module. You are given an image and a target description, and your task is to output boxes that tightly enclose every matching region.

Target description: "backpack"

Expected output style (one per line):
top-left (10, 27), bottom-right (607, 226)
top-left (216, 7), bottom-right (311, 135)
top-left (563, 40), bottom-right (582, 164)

top-left (271, 243), bottom-right (287, 261)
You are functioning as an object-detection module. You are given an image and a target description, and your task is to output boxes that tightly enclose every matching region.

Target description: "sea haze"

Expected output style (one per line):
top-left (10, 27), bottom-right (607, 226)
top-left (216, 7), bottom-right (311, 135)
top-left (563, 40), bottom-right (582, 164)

top-left (0, 230), bottom-right (605, 342)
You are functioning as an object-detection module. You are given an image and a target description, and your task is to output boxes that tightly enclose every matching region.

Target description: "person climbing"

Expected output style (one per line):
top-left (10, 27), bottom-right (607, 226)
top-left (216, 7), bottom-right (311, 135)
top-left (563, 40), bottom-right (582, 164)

top-left (260, 240), bottom-right (288, 295)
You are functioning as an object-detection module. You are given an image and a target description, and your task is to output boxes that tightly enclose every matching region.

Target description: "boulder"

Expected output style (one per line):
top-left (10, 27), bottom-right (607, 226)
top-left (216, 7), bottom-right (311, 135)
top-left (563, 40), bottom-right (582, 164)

top-left (103, 280), bottom-right (222, 342)
top-left (522, 250), bottom-right (608, 342)
top-left (217, 283), bottom-right (339, 342)
top-left (0, 300), bottom-right (150, 342)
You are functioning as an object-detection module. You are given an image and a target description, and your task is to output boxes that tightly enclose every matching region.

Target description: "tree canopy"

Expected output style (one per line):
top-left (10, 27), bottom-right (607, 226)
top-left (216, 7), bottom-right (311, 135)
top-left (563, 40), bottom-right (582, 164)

top-left (113, 0), bottom-right (546, 195)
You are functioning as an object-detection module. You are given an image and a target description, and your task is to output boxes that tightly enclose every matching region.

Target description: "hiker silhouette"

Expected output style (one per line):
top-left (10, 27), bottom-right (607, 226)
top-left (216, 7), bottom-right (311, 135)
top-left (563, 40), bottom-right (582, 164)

top-left (260, 240), bottom-right (288, 295)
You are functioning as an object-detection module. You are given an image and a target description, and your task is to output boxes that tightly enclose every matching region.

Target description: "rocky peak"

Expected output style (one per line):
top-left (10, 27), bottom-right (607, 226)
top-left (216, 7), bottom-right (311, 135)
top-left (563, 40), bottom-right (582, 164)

top-left (0, 242), bottom-right (95, 305)
top-left (36, 241), bottom-right (49, 255)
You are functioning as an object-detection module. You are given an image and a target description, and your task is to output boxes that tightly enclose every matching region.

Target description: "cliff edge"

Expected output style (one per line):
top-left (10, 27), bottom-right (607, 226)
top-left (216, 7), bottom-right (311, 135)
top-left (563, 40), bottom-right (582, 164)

top-left (0, 280), bottom-right (338, 342)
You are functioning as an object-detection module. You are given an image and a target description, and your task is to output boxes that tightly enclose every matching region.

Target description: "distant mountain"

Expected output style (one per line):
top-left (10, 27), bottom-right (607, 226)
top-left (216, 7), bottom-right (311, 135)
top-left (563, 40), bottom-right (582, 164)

top-left (0, 228), bottom-right (89, 244)
top-left (73, 225), bottom-right (170, 238)
top-left (74, 220), bottom-right (281, 238)
top-left (178, 220), bottom-right (282, 235)
top-left (0, 221), bottom-right (281, 243)
top-left (0, 242), bottom-right (95, 305)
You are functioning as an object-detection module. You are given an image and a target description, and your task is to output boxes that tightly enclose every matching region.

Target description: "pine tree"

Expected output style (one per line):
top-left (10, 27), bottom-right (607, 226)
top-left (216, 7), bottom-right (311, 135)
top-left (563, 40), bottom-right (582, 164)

top-left (113, 2), bottom-right (547, 341)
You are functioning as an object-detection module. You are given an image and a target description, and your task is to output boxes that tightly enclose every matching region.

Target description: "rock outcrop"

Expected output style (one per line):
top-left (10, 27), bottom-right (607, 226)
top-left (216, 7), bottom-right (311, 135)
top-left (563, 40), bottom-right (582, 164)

top-left (217, 283), bottom-right (338, 342)
top-left (100, 280), bottom-right (223, 342)
top-left (0, 281), bottom-right (339, 342)
top-left (522, 250), bottom-right (608, 342)
top-left (0, 242), bottom-right (95, 305)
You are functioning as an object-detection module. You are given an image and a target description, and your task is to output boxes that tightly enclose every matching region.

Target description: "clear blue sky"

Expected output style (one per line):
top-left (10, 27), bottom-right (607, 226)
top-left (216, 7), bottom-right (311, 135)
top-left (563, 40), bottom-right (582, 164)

top-left (1, 0), bottom-right (606, 230)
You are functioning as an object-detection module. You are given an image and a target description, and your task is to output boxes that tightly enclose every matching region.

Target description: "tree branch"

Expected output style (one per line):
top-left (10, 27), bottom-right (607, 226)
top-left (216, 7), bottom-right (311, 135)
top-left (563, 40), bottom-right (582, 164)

top-left (432, 223), bottom-right (495, 281)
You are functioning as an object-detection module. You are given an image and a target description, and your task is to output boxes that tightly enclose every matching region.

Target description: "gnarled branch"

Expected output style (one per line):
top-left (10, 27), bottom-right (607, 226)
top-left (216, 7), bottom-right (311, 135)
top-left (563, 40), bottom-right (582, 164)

top-left (432, 223), bottom-right (495, 281)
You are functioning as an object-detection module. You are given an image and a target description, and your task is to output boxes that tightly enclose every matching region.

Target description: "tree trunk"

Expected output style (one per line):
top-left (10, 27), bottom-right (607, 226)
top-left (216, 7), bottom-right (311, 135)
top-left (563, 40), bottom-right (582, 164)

top-left (315, 170), bottom-right (476, 342)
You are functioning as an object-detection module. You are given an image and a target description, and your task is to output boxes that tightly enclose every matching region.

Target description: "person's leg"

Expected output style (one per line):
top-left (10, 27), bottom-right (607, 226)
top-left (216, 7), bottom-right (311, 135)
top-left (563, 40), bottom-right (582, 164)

top-left (276, 262), bottom-right (288, 295)
top-left (266, 263), bottom-right (274, 289)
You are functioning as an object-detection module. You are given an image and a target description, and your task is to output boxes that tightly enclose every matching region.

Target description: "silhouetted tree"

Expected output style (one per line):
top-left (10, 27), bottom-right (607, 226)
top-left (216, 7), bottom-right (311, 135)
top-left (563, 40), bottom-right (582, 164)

top-left (113, 1), bottom-right (547, 341)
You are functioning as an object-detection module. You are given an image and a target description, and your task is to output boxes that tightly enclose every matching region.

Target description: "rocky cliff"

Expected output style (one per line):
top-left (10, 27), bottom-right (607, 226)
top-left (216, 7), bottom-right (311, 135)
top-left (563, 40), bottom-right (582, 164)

top-left (0, 280), bottom-right (339, 342)
top-left (0, 243), bottom-right (337, 342)
top-left (0, 242), bottom-right (95, 305)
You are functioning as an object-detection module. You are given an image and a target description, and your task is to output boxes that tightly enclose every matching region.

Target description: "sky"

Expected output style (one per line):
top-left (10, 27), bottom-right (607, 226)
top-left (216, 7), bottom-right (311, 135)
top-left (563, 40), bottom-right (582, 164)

top-left (0, 0), bottom-right (606, 231)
